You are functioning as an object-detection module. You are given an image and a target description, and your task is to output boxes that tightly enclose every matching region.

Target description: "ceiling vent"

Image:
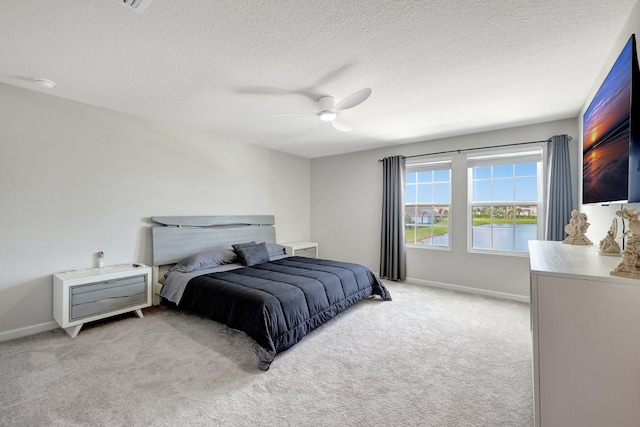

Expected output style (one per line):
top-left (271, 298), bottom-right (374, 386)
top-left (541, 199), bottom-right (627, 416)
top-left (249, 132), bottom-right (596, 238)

top-left (115, 0), bottom-right (153, 14)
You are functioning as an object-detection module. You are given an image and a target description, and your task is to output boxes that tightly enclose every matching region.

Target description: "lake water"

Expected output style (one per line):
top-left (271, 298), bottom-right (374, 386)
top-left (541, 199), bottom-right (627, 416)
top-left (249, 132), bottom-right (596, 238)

top-left (418, 234), bottom-right (450, 246)
top-left (473, 224), bottom-right (536, 252)
top-left (419, 224), bottom-right (536, 252)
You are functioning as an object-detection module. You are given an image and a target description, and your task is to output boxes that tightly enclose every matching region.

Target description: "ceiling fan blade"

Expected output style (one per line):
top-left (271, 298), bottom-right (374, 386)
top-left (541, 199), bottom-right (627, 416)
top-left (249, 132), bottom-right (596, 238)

top-left (332, 88), bottom-right (372, 112)
top-left (331, 118), bottom-right (352, 132)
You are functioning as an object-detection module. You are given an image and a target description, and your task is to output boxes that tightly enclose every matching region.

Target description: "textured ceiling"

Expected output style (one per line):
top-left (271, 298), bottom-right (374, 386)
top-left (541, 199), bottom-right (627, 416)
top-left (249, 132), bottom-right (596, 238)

top-left (0, 0), bottom-right (636, 158)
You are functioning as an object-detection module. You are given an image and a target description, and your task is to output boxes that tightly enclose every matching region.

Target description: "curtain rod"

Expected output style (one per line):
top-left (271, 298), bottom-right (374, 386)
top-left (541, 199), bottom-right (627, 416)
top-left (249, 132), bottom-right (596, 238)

top-left (377, 135), bottom-right (572, 162)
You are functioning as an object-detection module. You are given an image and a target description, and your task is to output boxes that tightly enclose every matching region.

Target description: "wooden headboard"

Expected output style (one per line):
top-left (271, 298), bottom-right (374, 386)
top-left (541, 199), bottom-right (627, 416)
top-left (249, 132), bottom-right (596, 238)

top-left (151, 215), bottom-right (277, 266)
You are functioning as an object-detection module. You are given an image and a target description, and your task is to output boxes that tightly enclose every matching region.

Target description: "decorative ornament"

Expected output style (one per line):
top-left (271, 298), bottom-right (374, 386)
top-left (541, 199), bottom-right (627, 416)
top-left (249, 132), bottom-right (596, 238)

top-left (611, 208), bottom-right (640, 279)
top-left (598, 218), bottom-right (621, 256)
top-left (563, 209), bottom-right (593, 245)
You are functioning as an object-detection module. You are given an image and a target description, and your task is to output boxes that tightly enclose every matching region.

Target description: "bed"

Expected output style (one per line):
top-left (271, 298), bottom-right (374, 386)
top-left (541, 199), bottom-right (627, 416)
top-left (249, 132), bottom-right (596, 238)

top-left (151, 215), bottom-right (391, 370)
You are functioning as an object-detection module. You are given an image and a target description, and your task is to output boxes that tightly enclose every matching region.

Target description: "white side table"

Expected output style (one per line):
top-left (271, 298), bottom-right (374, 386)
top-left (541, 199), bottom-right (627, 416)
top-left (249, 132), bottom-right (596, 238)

top-left (53, 264), bottom-right (152, 337)
top-left (281, 241), bottom-right (318, 258)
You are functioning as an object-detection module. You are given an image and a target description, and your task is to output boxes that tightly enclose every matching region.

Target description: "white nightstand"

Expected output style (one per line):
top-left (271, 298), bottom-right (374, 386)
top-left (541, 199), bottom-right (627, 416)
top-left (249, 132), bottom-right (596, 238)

top-left (282, 241), bottom-right (318, 258)
top-left (53, 264), bottom-right (152, 337)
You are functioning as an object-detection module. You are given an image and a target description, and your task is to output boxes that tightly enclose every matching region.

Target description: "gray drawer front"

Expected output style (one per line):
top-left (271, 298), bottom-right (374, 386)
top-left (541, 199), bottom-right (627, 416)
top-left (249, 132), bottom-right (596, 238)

top-left (296, 247), bottom-right (317, 257)
top-left (71, 275), bottom-right (145, 295)
top-left (71, 293), bottom-right (147, 321)
top-left (71, 281), bottom-right (146, 305)
top-left (69, 274), bottom-right (148, 321)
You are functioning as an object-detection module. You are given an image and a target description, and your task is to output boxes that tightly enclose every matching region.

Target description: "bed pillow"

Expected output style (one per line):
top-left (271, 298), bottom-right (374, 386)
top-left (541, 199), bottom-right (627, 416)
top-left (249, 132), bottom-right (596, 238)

top-left (168, 249), bottom-right (237, 273)
top-left (265, 242), bottom-right (286, 257)
top-left (231, 241), bottom-right (257, 251)
top-left (234, 242), bottom-right (270, 267)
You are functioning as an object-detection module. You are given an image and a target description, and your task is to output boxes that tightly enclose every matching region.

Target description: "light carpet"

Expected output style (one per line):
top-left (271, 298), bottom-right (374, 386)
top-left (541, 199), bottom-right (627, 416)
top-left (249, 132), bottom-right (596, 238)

top-left (0, 281), bottom-right (533, 426)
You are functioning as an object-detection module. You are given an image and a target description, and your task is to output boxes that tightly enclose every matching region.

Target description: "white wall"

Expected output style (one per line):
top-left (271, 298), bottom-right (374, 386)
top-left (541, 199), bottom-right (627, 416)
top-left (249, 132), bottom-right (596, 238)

top-left (311, 118), bottom-right (578, 300)
top-left (0, 83), bottom-right (310, 337)
top-left (580, 0), bottom-right (640, 240)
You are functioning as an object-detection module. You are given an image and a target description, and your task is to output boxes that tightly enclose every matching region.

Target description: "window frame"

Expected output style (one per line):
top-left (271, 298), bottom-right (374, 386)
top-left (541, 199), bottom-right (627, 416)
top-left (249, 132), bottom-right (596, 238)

top-left (405, 158), bottom-right (452, 250)
top-left (466, 146), bottom-right (545, 256)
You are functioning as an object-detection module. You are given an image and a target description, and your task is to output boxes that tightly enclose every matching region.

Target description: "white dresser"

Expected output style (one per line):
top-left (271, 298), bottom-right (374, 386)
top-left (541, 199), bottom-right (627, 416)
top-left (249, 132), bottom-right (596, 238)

top-left (528, 241), bottom-right (640, 427)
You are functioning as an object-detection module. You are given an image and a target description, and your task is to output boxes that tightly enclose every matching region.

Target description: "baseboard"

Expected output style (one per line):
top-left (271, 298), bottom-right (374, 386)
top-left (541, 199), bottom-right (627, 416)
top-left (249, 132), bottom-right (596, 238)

top-left (405, 277), bottom-right (530, 303)
top-left (0, 321), bottom-right (58, 343)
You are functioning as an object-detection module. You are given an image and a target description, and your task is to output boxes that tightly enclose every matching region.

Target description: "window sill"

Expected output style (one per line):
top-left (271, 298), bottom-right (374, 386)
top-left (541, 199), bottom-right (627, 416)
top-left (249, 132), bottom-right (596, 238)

top-left (406, 244), bottom-right (451, 252)
top-left (467, 248), bottom-right (530, 257)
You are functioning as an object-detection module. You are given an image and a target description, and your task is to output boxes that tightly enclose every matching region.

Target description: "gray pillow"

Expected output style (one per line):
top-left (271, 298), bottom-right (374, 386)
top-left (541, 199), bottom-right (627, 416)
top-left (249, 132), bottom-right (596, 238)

top-left (232, 241), bottom-right (257, 251)
top-left (265, 242), bottom-right (286, 257)
top-left (235, 242), bottom-right (270, 267)
top-left (169, 249), bottom-right (237, 273)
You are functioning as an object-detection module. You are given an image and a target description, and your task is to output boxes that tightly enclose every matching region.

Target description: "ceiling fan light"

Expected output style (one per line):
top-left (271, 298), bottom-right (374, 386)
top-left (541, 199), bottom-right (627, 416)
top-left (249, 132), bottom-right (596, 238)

top-left (319, 111), bottom-right (336, 122)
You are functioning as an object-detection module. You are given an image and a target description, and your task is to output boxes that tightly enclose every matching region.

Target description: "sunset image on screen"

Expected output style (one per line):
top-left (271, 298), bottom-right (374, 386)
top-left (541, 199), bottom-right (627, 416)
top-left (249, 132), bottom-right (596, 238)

top-left (582, 38), bottom-right (633, 204)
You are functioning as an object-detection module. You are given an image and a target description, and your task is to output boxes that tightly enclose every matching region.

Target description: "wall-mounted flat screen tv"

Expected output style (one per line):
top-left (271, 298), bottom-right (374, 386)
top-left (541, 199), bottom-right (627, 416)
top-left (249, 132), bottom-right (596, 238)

top-left (583, 34), bottom-right (638, 205)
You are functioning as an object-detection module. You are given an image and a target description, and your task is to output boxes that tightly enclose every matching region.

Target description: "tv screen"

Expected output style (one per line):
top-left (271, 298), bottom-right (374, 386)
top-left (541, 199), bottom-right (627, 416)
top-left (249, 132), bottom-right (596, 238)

top-left (629, 35), bottom-right (640, 203)
top-left (583, 34), bottom-right (637, 205)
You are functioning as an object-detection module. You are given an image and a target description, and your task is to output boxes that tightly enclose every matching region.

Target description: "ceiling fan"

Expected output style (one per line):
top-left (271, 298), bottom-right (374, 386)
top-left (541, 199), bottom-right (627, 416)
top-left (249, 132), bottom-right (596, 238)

top-left (278, 88), bottom-right (372, 132)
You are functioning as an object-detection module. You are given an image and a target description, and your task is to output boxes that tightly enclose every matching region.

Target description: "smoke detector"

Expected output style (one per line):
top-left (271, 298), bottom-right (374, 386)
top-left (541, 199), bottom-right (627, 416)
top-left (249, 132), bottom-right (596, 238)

top-left (115, 0), bottom-right (154, 14)
top-left (33, 78), bottom-right (56, 89)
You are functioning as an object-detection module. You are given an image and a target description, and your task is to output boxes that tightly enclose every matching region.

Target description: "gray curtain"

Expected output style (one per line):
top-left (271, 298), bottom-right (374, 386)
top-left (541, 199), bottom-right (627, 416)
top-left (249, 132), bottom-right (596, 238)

top-left (545, 134), bottom-right (573, 241)
top-left (380, 155), bottom-right (406, 281)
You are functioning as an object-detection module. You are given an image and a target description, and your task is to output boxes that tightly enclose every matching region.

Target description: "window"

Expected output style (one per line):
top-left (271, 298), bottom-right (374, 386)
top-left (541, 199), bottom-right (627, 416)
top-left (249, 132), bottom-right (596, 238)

top-left (405, 160), bottom-right (451, 248)
top-left (467, 149), bottom-right (543, 253)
